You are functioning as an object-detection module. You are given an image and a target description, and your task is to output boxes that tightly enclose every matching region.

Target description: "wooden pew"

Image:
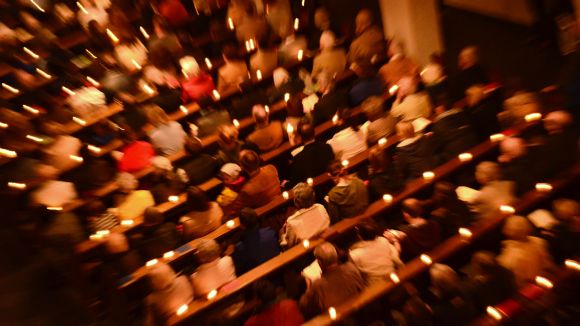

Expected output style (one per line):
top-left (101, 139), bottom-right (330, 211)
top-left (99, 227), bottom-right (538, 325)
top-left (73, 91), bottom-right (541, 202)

top-left (302, 164), bottom-right (580, 326)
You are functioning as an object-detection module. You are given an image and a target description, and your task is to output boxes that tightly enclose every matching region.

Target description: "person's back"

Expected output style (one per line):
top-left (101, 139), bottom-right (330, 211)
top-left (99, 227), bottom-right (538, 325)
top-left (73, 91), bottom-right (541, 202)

top-left (312, 48), bottom-right (347, 78)
top-left (391, 92), bottom-right (432, 122)
top-left (218, 59), bottom-right (249, 94)
top-left (237, 164), bottom-right (281, 206)
top-left (327, 175), bottom-right (369, 221)
top-left (245, 299), bottom-right (303, 326)
top-left (365, 113), bottom-right (397, 145)
top-left (348, 25), bottom-right (384, 63)
top-left (282, 203), bottom-right (330, 246)
top-left (349, 236), bottom-right (401, 285)
top-left (191, 240), bottom-right (236, 296)
top-left (149, 121), bottom-right (186, 156)
top-left (327, 127), bottom-right (368, 161)
top-left (431, 108), bottom-right (479, 163)
top-left (473, 180), bottom-right (516, 219)
top-left (288, 141), bottom-right (334, 187)
top-left (395, 135), bottom-right (435, 181)
top-left (247, 120), bottom-right (284, 152)
top-left (312, 88), bottom-right (349, 125)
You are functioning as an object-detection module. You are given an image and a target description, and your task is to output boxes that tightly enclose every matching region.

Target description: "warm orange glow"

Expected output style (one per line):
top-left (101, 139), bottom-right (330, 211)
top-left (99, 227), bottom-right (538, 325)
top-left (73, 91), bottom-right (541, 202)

top-left (382, 194), bottom-right (393, 203)
top-left (35, 68), bottom-right (52, 79)
top-left (163, 251), bottom-right (175, 259)
top-left (73, 117), bottom-right (87, 126)
top-left (302, 239), bottom-right (310, 248)
top-left (23, 47), bottom-right (39, 59)
top-left (282, 191), bottom-right (289, 200)
top-left (207, 289), bottom-right (218, 300)
top-left (422, 171), bottom-right (435, 181)
top-left (307, 178), bottom-right (314, 186)
top-left (486, 306), bottom-right (503, 321)
top-left (22, 105), bottom-right (40, 115)
top-left (389, 272), bottom-right (400, 283)
top-left (232, 119), bottom-right (240, 128)
top-left (226, 220), bottom-right (235, 228)
top-left (458, 153), bottom-right (473, 162)
top-left (328, 307), bottom-right (337, 320)
top-left (2, 83), bottom-right (20, 94)
top-left (535, 276), bottom-right (553, 289)
top-left (106, 28), bottom-right (120, 43)
top-left (420, 254), bottom-right (433, 265)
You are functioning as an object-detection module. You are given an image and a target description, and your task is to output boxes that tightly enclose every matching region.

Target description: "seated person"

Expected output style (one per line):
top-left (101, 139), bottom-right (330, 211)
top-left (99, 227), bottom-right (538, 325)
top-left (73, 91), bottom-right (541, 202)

top-left (148, 156), bottom-right (187, 204)
top-left (464, 84), bottom-right (502, 140)
top-left (312, 71), bottom-right (349, 125)
top-left (245, 280), bottom-right (304, 326)
top-left (349, 220), bottom-right (403, 285)
top-left (367, 146), bottom-right (403, 201)
top-left (180, 186), bottom-right (223, 239)
top-left (422, 182), bottom-right (474, 238)
top-left (268, 67), bottom-right (305, 104)
top-left (361, 96), bottom-right (396, 145)
top-left (534, 110), bottom-right (578, 178)
top-left (378, 41), bottom-right (419, 88)
top-left (145, 262), bottom-right (194, 322)
top-left (250, 39), bottom-right (278, 79)
top-left (178, 137), bottom-right (219, 185)
top-left (246, 104), bottom-right (284, 153)
top-left (471, 161), bottom-right (516, 220)
top-left (217, 43), bottom-right (249, 95)
top-left (311, 31), bottom-right (347, 78)
top-left (103, 233), bottom-right (142, 278)
top-left (232, 208), bottom-right (281, 275)
top-left (190, 239), bottom-right (236, 297)
top-left (299, 242), bottom-right (365, 318)
top-left (394, 121), bottom-right (435, 182)
top-left (349, 58), bottom-right (385, 106)
top-left (133, 207), bottom-right (179, 261)
top-left (115, 128), bottom-right (155, 173)
top-left (326, 160), bottom-right (369, 223)
top-left (114, 173), bottom-right (155, 221)
top-left (280, 183), bottom-right (330, 247)
top-left (545, 199), bottom-right (580, 263)
top-left (180, 56), bottom-right (215, 102)
top-left (391, 76), bottom-right (432, 122)
top-left (498, 137), bottom-right (535, 196)
top-left (326, 108), bottom-right (368, 161)
top-left (216, 124), bottom-right (244, 165)
top-left (347, 9), bottom-right (385, 63)
top-left (216, 163), bottom-right (246, 208)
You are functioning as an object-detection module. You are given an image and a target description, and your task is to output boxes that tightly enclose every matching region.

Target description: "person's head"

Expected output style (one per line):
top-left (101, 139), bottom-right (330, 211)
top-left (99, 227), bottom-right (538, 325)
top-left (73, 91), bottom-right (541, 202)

top-left (239, 150), bottom-right (262, 175)
top-left (368, 146), bottom-right (392, 174)
top-left (180, 56), bottom-right (201, 78)
top-left (220, 163), bottom-right (242, 183)
top-left (239, 208), bottom-right (259, 229)
top-left (186, 186), bottom-right (210, 212)
top-left (552, 199), bottom-right (579, 224)
top-left (292, 182), bottom-right (316, 209)
top-left (196, 239), bottom-right (221, 263)
top-left (146, 105), bottom-right (170, 127)
top-left (150, 45), bottom-right (177, 71)
top-left (396, 121), bottom-right (415, 140)
top-left (430, 263), bottom-right (460, 296)
top-left (543, 110), bottom-right (573, 135)
top-left (401, 198), bottom-right (424, 223)
top-left (499, 137), bottom-right (526, 163)
top-left (222, 43), bottom-right (240, 62)
top-left (469, 250), bottom-right (498, 278)
top-left (273, 67), bottom-right (290, 88)
top-left (362, 96), bottom-right (385, 122)
top-left (297, 119), bottom-right (315, 142)
top-left (351, 57), bottom-right (375, 78)
top-left (147, 261), bottom-right (177, 291)
top-left (355, 9), bottom-right (373, 35)
top-left (314, 242), bottom-right (339, 270)
top-left (431, 181), bottom-right (457, 204)
top-left (475, 161), bottom-right (501, 185)
top-left (355, 219), bottom-right (382, 241)
top-left (504, 92), bottom-right (542, 119)
top-left (316, 71), bottom-right (334, 94)
top-left (314, 8), bottom-right (330, 30)
top-left (319, 30), bottom-right (336, 50)
top-left (327, 160), bottom-right (346, 182)
top-left (465, 84), bottom-right (486, 107)
top-left (104, 233), bottom-right (130, 254)
top-left (253, 279), bottom-right (277, 304)
top-left (151, 156), bottom-right (173, 177)
top-left (252, 104), bottom-right (269, 126)
top-left (217, 124), bottom-right (239, 150)
top-left (458, 46), bottom-right (479, 70)
top-left (502, 215), bottom-right (533, 242)
top-left (397, 76), bottom-right (419, 97)
top-left (144, 206), bottom-right (165, 226)
top-left (116, 172), bottom-right (138, 192)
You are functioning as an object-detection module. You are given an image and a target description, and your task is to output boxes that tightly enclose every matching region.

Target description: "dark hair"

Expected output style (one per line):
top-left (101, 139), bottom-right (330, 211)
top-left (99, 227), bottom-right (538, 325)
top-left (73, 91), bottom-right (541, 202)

top-left (298, 119), bottom-right (315, 142)
top-left (368, 146), bottom-right (392, 174)
top-left (239, 208), bottom-right (259, 229)
top-left (223, 43), bottom-right (240, 61)
top-left (186, 186), bottom-right (210, 211)
top-left (356, 220), bottom-right (382, 241)
top-left (433, 93), bottom-right (452, 111)
top-left (337, 107), bottom-right (359, 132)
top-left (239, 150), bottom-right (261, 174)
top-left (401, 198), bottom-right (424, 218)
top-left (327, 160), bottom-right (345, 177)
top-left (253, 280), bottom-right (277, 303)
top-left (144, 206), bottom-right (165, 225)
top-left (432, 181), bottom-right (457, 204)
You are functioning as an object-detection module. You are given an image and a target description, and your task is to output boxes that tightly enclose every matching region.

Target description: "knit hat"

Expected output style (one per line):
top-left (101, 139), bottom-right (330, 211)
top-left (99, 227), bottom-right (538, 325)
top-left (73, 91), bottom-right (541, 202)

top-left (151, 156), bottom-right (173, 172)
top-left (220, 163), bottom-right (242, 178)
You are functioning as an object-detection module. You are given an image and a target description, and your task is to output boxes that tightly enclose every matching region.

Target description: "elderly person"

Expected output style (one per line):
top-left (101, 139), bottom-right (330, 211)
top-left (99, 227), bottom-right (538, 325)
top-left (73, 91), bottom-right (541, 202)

top-left (190, 239), bottom-right (236, 296)
top-left (497, 215), bottom-right (555, 287)
top-left (378, 41), bottom-right (419, 88)
top-left (361, 96), bottom-right (397, 145)
top-left (180, 186), bottom-right (223, 239)
top-left (312, 71), bottom-right (349, 125)
top-left (134, 207), bottom-right (179, 260)
top-left (178, 137), bottom-right (219, 185)
top-left (391, 76), bottom-right (433, 122)
top-left (280, 183), bottom-right (330, 247)
top-left (224, 150), bottom-right (281, 216)
top-left (471, 161), bottom-right (516, 220)
top-left (326, 160), bottom-right (369, 222)
top-left (145, 262), bottom-right (194, 322)
top-left (312, 31), bottom-right (347, 78)
top-left (246, 104), bottom-right (284, 152)
top-left (146, 105), bottom-right (187, 156)
top-left (349, 220), bottom-right (402, 285)
top-left (347, 9), bottom-right (385, 63)
top-left (394, 121), bottom-right (435, 182)
top-left (217, 44), bottom-right (250, 95)
top-left (180, 56), bottom-right (215, 102)
top-left (232, 208), bottom-right (280, 274)
top-left (450, 46), bottom-right (489, 101)
top-left (299, 242), bottom-right (365, 317)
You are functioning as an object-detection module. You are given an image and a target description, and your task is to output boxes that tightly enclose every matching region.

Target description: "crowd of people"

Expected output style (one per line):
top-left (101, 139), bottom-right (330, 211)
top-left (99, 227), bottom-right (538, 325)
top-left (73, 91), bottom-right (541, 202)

top-left (0, 0), bottom-right (578, 325)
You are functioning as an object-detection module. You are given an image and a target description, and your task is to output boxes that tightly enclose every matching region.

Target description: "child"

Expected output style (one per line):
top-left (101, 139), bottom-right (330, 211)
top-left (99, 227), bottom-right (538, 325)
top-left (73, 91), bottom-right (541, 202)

top-left (216, 163), bottom-right (246, 207)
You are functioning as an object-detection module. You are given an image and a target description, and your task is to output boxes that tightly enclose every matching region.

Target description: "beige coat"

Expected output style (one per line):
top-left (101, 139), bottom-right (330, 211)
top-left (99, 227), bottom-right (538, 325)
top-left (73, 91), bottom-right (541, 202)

top-left (312, 48), bottom-right (347, 78)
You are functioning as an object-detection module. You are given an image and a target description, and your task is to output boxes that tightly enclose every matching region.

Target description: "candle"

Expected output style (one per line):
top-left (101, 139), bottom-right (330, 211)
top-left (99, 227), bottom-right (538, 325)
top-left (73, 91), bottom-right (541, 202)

top-left (294, 18), bottom-right (299, 30)
top-left (302, 239), bottom-right (310, 248)
top-left (176, 304), bottom-right (188, 316)
top-left (227, 17), bottom-right (234, 30)
top-left (378, 138), bottom-right (387, 147)
top-left (207, 289), bottom-right (218, 300)
top-left (146, 259), bottom-right (158, 267)
top-left (69, 154), bottom-right (83, 163)
top-left (307, 178), bottom-right (314, 186)
top-left (168, 195), bottom-right (179, 203)
top-left (486, 306), bottom-right (503, 321)
top-left (0, 122), bottom-right (7, 128)
top-left (534, 276), bottom-right (553, 289)
top-left (422, 171), bottom-right (435, 181)
top-left (163, 251), bottom-right (175, 259)
top-left (212, 90), bottom-right (220, 100)
top-left (388, 84), bottom-right (399, 95)
top-left (35, 68), bottom-right (52, 79)
top-left (256, 69), bottom-right (262, 81)
top-left (2, 83), bottom-right (20, 94)
top-left (382, 194), bottom-right (393, 203)
top-left (139, 26), bottom-right (150, 39)
top-left (106, 28), bottom-right (120, 43)
top-left (131, 59), bottom-right (142, 70)
top-left (121, 219), bottom-right (134, 226)
top-left (284, 93), bottom-right (290, 102)
top-left (458, 227), bottom-right (472, 239)
top-left (86, 76), bottom-right (100, 87)
top-left (458, 153), bottom-right (473, 162)
top-left (328, 307), bottom-right (337, 320)
top-left (332, 114), bottom-right (339, 125)
top-left (565, 259), bottom-right (580, 271)
top-left (76, 2), bottom-right (88, 14)
top-left (489, 133), bottom-right (505, 142)
top-left (282, 191), bottom-right (289, 200)
top-left (226, 220), bottom-right (235, 228)
top-left (525, 112), bottom-right (542, 122)
top-left (297, 49), bottom-right (304, 61)
top-left (389, 273), bottom-right (400, 283)
top-left (0, 148), bottom-right (17, 158)
top-left (22, 105), bottom-right (39, 115)
top-left (61, 86), bottom-right (76, 96)
top-left (73, 117), bottom-right (87, 126)
top-left (7, 182), bottom-right (26, 190)
top-left (535, 183), bottom-right (552, 192)
top-left (204, 57), bottom-right (212, 69)
top-left (26, 135), bottom-right (44, 143)
top-left (232, 119), bottom-right (240, 128)
top-left (499, 205), bottom-right (515, 214)
top-left (87, 145), bottom-right (101, 153)
top-left (24, 47), bottom-right (40, 59)
top-left (341, 160), bottom-right (349, 168)
top-left (420, 254), bottom-right (433, 265)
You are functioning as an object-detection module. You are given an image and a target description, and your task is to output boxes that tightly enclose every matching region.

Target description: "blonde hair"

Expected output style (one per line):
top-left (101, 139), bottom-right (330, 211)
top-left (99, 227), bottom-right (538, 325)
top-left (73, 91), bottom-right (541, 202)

top-left (146, 105), bottom-right (170, 127)
top-left (396, 121), bottom-right (415, 139)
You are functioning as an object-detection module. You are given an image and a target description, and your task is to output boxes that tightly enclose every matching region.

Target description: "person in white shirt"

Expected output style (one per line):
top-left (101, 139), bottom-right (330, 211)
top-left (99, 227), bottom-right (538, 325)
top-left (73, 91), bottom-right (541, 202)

top-left (472, 161), bottom-right (516, 220)
top-left (280, 183), bottom-right (330, 247)
top-left (190, 240), bottom-right (236, 297)
top-left (146, 105), bottom-right (187, 156)
top-left (146, 262), bottom-right (194, 320)
top-left (391, 76), bottom-right (432, 122)
top-left (349, 220), bottom-right (403, 285)
top-left (326, 108), bottom-right (368, 160)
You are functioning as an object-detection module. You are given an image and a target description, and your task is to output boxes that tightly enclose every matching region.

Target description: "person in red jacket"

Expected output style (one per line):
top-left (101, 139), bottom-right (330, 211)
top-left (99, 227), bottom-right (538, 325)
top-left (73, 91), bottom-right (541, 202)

top-left (180, 56), bottom-right (216, 102)
top-left (158, 0), bottom-right (190, 27)
top-left (245, 280), bottom-right (304, 326)
top-left (116, 128), bottom-right (155, 173)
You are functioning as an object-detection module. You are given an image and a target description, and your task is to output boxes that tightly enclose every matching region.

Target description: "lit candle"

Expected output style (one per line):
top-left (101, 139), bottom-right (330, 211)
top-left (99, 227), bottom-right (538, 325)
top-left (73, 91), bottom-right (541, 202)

top-left (96, 230), bottom-right (110, 236)
top-left (256, 69), bottom-right (262, 81)
top-left (89, 234), bottom-right (103, 241)
top-left (302, 0), bottom-right (306, 7)
top-left (458, 153), bottom-right (473, 162)
top-left (163, 251), bottom-right (175, 259)
top-left (382, 194), bottom-right (393, 203)
top-left (35, 68), bottom-right (52, 79)
top-left (534, 276), bottom-right (553, 289)
top-left (389, 272), bottom-right (400, 283)
top-left (307, 178), bottom-right (314, 186)
top-left (378, 138), bottom-right (387, 147)
top-left (87, 145), bottom-right (101, 153)
top-left (106, 28), bottom-right (120, 43)
top-left (458, 227), bottom-right (472, 239)
top-left (245, 40), bottom-right (251, 52)
top-left (422, 171), bottom-right (435, 181)
top-left (486, 306), bottom-right (503, 321)
top-left (212, 89), bottom-right (220, 100)
top-left (297, 49), bottom-right (304, 61)
top-left (420, 254), bottom-right (433, 265)
top-left (499, 205), bottom-right (515, 214)
top-left (47, 206), bottom-right (63, 211)
top-left (23, 47), bottom-right (39, 59)
top-left (332, 114), bottom-right (339, 125)
top-left (535, 183), bottom-right (552, 192)
top-left (227, 17), bottom-right (234, 30)
top-left (204, 57), bottom-right (212, 69)
top-left (282, 191), bottom-right (289, 200)
top-left (249, 38), bottom-right (255, 51)
top-left (168, 195), bottom-right (179, 203)
top-left (61, 86), bottom-right (76, 96)
top-left (69, 154), bottom-right (83, 163)
top-left (525, 112), bottom-right (542, 122)
top-left (0, 148), bottom-right (17, 158)
top-left (121, 219), bottom-right (134, 226)
top-left (30, 0), bottom-right (45, 12)
top-left (207, 289), bottom-right (218, 300)
top-left (76, 2), bottom-right (88, 14)
top-left (180, 106), bottom-right (189, 115)
top-left (142, 84), bottom-right (155, 95)
top-left (284, 93), bottom-right (290, 102)
top-left (294, 18), bottom-right (299, 31)
top-left (264, 105), bottom-right (270, 113)
top-left (73, 117), bottom-right (87, 126)
top-left (2, 83), bottom-right (20, 94)
top-left (489, 133), bottom-right (505, 142)
top-left (7, 182), bottom-right (26, 190)
top-left (388, 84), bottom-right (399, 95)
top-left (85, 49), bottom-right (97, 59)
top-left (328, 307), bottom-right (337, 320)
top-left (146, 259), bottom-right (158, 267)
top-left (0, 122), bottom-right (7, 128)
top-left (226, 220), bottom-right (235, 228)
top-left (341, 160), bottom-right (349, 168)
top-left (565, 259), bottom-right (580, 271)
top-left (176, 304), bottom-right (188, 316)
top-left (86, 76), bottom-right (100, 87)
top-left (286, 123), bottom-right (294, 135)
top-left (232, 119), bottom-right (240, 128)
top-left (139, 26), bottom-right (150, 39)
top-left (26, 135), bottom-right (44, 143)
top-left (302, 239), bottom-right (310, 248)
top-left (131, 59), bottom-right (142, 70)
top-left (22, 105), bottom-right (39, 115)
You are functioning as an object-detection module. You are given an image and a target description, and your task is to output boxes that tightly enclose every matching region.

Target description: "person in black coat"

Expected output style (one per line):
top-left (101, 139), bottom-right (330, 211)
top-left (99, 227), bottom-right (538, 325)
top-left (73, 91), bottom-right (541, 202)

top-left (431, 95), bottom-right (479, 165)
top-left (287, 120), bottom-right (335, 188)
top-left (533, 110), bottom-right (578, 178)
top-left (498, 137), bottom-right (535, 196)
top-left (394, 121), bottom-right (436, 182)
top-left (312, 72), bottom-right (349, 125)
top-left (465, 84), bottom-right (502, 140)
top-left (367, 146), bottom-right (402, 201)
top-left (450, 46), bottom-right (489, 102)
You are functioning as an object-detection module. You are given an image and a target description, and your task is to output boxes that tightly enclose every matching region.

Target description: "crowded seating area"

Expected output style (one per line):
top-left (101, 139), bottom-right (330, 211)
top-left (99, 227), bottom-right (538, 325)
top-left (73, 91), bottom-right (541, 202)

top-left (0, 0), bottom-right (578, 325)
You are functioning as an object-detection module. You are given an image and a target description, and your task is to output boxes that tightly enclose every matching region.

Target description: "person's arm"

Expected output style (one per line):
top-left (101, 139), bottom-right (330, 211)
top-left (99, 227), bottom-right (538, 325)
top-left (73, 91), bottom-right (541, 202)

top-left (299, 285), bottom-right (320, 318)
